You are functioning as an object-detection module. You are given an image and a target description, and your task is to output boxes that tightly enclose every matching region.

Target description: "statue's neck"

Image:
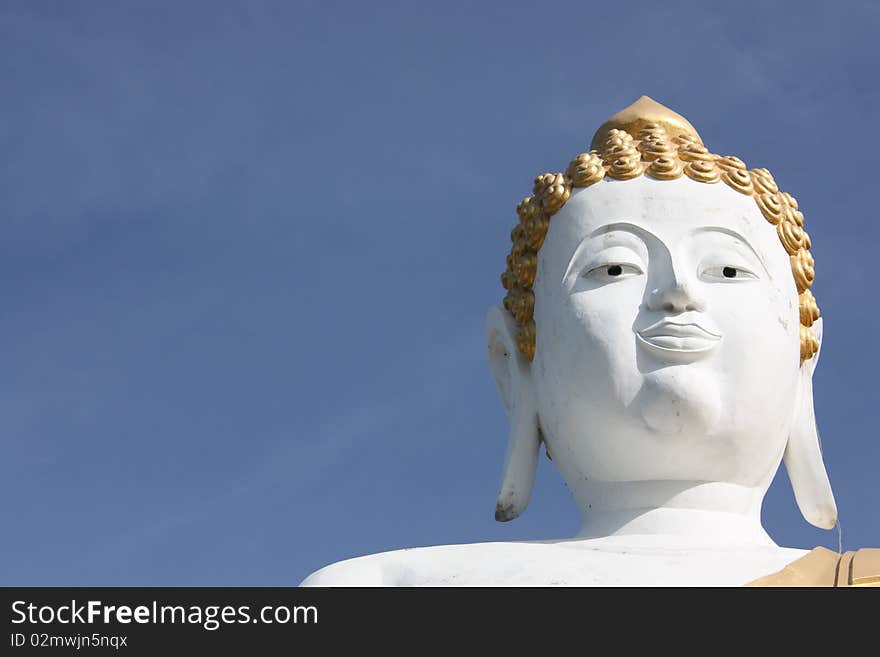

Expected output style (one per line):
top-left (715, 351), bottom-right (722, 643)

top-left (571, 480), bottom-right (775, 548)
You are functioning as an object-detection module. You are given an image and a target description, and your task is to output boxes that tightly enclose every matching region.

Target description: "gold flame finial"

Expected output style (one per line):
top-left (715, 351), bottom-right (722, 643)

top-left (590, 95), bottom-right (703, 151)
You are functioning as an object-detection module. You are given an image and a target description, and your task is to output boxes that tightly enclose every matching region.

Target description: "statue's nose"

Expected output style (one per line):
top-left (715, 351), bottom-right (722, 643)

top-left (647, 281), bottom-right (706, 313)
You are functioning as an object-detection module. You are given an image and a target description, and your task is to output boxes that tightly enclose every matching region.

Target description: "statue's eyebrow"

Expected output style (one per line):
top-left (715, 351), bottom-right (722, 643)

top-left (691, 226), bottom-right (769, 273)
top-left (588, 221), bottom-right (659, 243)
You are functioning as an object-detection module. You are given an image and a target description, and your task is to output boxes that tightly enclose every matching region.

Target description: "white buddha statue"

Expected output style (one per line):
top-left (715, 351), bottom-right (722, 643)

top-left (301, 97), bottom-right (878, 586)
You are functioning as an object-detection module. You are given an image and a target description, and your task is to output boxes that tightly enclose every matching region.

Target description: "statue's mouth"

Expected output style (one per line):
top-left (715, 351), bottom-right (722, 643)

top-left (636, 320), bottom-right (722, 361)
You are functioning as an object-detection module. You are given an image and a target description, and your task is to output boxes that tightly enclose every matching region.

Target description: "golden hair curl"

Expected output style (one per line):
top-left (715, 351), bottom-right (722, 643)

top-left (720, 167), bottom-right (754, 195)
top-left (500, 106), bottom-right (820, 365)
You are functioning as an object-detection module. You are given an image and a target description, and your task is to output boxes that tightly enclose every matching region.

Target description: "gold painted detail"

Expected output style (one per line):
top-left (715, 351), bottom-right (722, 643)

top-left (850, 548), bottom-right (880, 586)
top-left (501, 96), bottom-right (820, 364)
top-left (746, 547), bottom-right (880, 587)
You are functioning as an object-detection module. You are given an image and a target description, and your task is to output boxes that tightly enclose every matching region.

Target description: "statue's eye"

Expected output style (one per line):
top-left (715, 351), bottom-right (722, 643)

top-left (701, 264), bottom-right (758, 281)
top-left (585, 263), bottom-right (643, 279)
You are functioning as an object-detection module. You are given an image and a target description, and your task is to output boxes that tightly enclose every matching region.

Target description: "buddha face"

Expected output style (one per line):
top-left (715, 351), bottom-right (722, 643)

top-left (532, 176), bottom-right (801, 487)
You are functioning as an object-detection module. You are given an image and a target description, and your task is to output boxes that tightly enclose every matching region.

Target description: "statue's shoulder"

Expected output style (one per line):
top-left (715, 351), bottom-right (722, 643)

top-left (299, 542), bottom-right (545, 587)
top-left (299, 552), bottom-right (392, 586)
top-left (746, 547), bottom-right (880, 587)
top-left (301, 541), bottom-right (636, 586)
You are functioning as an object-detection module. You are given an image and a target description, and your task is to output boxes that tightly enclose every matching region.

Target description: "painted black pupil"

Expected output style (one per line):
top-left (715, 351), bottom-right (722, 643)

top-left (722, 266), bottom-right (737, 278)
top-left (607, 265), bottom-right (623, 276)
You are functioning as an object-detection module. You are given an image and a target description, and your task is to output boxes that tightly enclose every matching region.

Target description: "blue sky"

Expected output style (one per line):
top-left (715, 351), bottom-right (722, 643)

top-left (1, 1), bottom-right (877, 585)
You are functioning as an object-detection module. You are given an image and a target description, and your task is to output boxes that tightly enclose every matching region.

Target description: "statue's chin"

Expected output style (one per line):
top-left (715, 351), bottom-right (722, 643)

top-left (635, 368), bottom-right (722, 437)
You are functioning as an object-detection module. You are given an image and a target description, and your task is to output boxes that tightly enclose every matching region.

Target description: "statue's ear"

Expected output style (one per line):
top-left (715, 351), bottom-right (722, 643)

top-left (783, 318), bottom-right (838, 529)
top-left (486, 306), bottom-right (540, 522)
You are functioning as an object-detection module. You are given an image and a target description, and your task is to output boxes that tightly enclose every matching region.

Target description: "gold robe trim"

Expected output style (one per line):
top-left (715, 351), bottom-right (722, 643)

top-left (746, 547), bottom-right (880, 587)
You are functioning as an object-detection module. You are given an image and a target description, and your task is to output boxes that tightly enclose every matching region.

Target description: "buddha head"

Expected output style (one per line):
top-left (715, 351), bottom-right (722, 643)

top-left (486, 96), bottom-right (836, 532)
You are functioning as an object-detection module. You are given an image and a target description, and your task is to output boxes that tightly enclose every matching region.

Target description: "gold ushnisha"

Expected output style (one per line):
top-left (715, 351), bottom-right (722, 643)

top-left (501, 96), bottom-right (819, 363)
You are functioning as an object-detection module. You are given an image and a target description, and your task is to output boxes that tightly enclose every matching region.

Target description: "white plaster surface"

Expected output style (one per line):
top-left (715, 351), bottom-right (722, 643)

top-left (300, 537), bottom-right (808, 587)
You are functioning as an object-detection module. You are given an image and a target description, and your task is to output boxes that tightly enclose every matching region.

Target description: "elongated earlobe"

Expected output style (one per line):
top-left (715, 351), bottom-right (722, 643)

top-left (783, 318), bottom-right (838, 529)
top-left (486, 306), bottom-right (540, 521)
top-left (495, 396), bottom-right (540, 521)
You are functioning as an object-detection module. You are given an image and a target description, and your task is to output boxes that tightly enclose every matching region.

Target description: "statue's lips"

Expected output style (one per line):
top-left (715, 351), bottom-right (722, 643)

top-left (636, 321), bottom-right (722, 357)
